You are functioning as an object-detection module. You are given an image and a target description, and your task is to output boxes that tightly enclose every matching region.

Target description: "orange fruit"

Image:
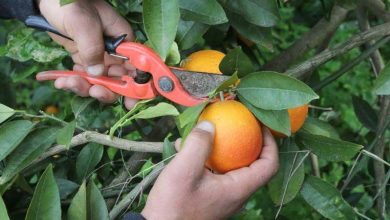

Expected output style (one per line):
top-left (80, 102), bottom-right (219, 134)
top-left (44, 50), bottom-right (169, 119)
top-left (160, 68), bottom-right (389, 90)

top-left (44, 105), bottom-right (59, 114)
top-left (271, 104), bottom-right (309, 137)
top-left (198, 100), bottom-right (262, 173)
top-left (180, 50), bottom-right (225, 74)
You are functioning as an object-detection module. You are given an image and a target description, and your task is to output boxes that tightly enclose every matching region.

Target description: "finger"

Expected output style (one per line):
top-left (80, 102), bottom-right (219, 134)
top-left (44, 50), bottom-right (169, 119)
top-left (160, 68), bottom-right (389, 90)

top-left (89, 85), bottom-right (119, 103)
top-left (168, 121), bottom-right (215, 179)
top-left (224, 127), bottom-right (279, 196)
top-left (174, 139), bottom-right (182, 152)
top-left (54, 76), bottom-right (91, 97)
top-left (73, 64), bottom-right (85, 72)
top-left (124, 98), bottom-right (139, 110)
top-left (104, 53), bottom-right (125, 66)
top-left (108, 65), bottom-right (127, 77)
top-left (95, 1), bottom-right (135, 41)
top-left (64, 3), bottom-right (105, 76)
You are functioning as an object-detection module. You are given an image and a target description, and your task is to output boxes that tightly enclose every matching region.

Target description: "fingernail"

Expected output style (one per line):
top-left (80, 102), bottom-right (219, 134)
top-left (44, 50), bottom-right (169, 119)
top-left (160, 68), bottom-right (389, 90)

top-left (71, 88), bottom-right (79, 93)
top-left (87, 64), bottom-right (104, 76)
top-left (196, 121), bottom-right (215, 133)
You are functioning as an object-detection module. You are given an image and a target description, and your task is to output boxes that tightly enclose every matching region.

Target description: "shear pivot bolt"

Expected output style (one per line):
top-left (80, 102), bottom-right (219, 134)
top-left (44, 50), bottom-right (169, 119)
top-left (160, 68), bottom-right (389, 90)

top-left (158, 77), bottom-right (174, 92)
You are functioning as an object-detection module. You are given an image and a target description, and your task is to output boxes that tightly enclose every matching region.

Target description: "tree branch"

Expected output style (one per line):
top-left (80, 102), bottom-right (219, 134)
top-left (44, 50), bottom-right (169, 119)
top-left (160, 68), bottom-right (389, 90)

top-left (286, 22), bottom-right (390, 78)
top-left (109, 163), bottom-right (165, 219)
top-left (33, 131), bottom-right (164, 165)
top-left (263, 3), bottom-right (353, 72)
top-left (361, 0), bottom-right (390, 22)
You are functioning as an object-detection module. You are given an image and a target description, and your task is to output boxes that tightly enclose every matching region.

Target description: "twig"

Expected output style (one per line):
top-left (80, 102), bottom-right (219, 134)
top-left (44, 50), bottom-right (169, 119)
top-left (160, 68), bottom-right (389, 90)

top-left (361, 0), bottom-right (390, 22)
top-left (286, 22), bottom-right (390, 78)
top-left (263, 3), bottom-right (352, 72)
top-left (32, 131), bottom-right (164, 165)
top-left (312, 36), bottom-right (390, 91)
top-left (310, 153), bottom-right (320, 177)
top-left (109, 163), bottom-right (165, 219)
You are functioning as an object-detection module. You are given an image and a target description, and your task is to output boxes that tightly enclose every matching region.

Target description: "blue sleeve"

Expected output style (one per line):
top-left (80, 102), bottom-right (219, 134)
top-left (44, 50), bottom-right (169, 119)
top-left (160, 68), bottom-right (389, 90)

top-left (0, 0), bottom-right (39, 21)
top-left (123, 212), bottom-right (147, 220)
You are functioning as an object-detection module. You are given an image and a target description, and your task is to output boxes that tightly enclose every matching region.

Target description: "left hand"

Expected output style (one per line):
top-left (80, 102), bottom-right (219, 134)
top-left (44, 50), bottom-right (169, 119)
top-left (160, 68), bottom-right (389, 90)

top-left (141, 121), bottom-right (279, 220)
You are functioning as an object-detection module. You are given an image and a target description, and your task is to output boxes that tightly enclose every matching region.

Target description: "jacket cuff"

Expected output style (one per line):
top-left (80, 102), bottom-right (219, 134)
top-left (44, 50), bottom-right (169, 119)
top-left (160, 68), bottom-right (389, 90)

top-left (0, 0), bottom-right (40, 21)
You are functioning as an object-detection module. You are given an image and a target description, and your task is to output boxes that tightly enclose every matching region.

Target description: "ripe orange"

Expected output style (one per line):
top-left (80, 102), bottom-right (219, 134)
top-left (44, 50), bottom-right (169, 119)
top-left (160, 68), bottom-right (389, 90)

top-left (271, 104), bottom-right (309, 137)
top-left (180, 50), bottom-right (225, 74)
top-left (198, 100), bottom-right (262, 173)
top-left (44, 105), bottom-right (59, 114)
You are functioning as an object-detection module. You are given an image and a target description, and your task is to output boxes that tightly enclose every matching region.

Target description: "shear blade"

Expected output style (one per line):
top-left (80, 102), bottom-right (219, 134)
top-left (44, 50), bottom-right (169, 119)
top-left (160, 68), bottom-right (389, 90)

top-left (170, 68), bottom-right (231, 98)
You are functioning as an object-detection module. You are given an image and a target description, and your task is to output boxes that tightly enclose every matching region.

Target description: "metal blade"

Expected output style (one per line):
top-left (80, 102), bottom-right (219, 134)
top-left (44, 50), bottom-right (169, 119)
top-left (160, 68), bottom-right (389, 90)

top-left (170, 68), bottom-right (231, 97)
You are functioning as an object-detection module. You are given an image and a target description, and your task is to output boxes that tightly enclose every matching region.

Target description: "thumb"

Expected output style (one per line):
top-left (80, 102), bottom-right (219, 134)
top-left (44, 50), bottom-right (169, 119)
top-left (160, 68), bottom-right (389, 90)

top-left (67, 12), bottom-right (105, 76)
top-left (171, 121), bottom-right (215, 178)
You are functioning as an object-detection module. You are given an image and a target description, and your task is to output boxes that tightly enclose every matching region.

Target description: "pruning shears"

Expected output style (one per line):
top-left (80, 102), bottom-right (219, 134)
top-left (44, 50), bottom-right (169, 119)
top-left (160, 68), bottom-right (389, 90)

top-left (24, 15), bottom-right (230, 107)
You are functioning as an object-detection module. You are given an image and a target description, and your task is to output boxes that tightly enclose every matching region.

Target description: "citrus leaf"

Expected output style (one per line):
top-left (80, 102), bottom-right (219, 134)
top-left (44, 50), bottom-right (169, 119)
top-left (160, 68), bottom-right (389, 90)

top-left (56, 178), bottom-right (79, 200)
top-left (87, 181), bottom-right (109, 220)
top-left (163, 136), bottom-right (176, 164)
top-left (176, 19), bottom-right (209, 50)
top-left (300, 117), bottom-right (340, 139)
top-left (0, 120), bottom-right (34, 161)
top-left (179, 0), bottom-right (227, 25)
top-left (131, 102), bottom-right (179, 120)
top-left (177, 101), bottom-right (208, 128)
top-left (237, 72), bottom-right (319, 110)
top-left (300, 176), bottom-right (356, 220)
top-left (219, 47), bottom-right (254, 77)
top-left (60, 0), bottom-right (75, 6)
top-left (226, 10), bottom-right (273, 50)
top-left (296, 133), bottom-right (363, 162)
top-left (76, 143), bottom-right (103, 182)
top-left (225, 0), bottom-right (279, 27)
top-left (0, 103), bottom-right (14, 124)
top-left (208, 72), bottom-right (239, 96)
top-left (139, 159), bottom-right (154, 177)
top-left (373, 62), bottom-right (390, 95)
top-left (56, 121), bottom-right (76, 148)
top-left (0, 196), bottom-right (10, 220)
top-left (71, 97), bottom-right (95, 118)
top-left (143, 0), bottom-right (179, 60)
top-left (166, 42), bottom-right (181, 66)
top-left (25, 164), bottom-right (61, 220)
top-left (0, 128), bottom-right (58, 185)
top-left (352, 96), bottom-right (378, 132)
top-left (67, 182), bottom-right (87, 220)
top-left (268, 141), bottom-right (304, 205)
top-left (239, 94), bottom-right (290, 136)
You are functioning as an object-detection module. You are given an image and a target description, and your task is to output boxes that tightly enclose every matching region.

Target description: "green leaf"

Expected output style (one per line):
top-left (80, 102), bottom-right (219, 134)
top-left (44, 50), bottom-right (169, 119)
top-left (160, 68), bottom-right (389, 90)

top-left (0, 103), bottom-right (14, 124)
top-left (71, 97), bottom-right (94, 118)
top-left (25, 164), bottom-right (61, 220)
top-left (176, 19), bottom-right (209, 50)
top-left (87, 181), bottom-right (109, 220)
top-left (300, 117), bottom-right (340, 139)
top-left (300, 176), bottom-right (356, 220)
top-left (162, 135), bottom-right (176, 164)
top-left (0, 120), bottom-right (34, 161)
top-left (219, 47), bottom-right (254, 77)
top-left (239, 95), bottom-right (290, 136)
top-left (132, 102), bottom-right (179, 119)
top-left (179, 0), bottom-right (227, 25)
top-left (208, 72), bottom-right (239, 96)
top-left (237, 72), bottom-right (319, 110)
top-left (373, 62), bottom-right (390, 95)
top-left (165, 42), bottom-right (181, 66)
top-left (177, 102), bottom-right (208, 127)
top-left (67, 182), bottom-right (87, 220)
top-left (56, 121), bottom-right (76, 148)
top-left (225, 0), bottom-right (279, 27)
top-left (268, 141), bottom-right (304, 205)
top-left (296, 133), bottom-right (363, 162)
top-left (0, 128), bottom-right (58, 185)
top-left (139, 159), bottom-right (154, 177)
top-left (143, 0), bottom-right (180, 60)
top-left (226, 10), bottom-right (273, 50)
top-left (76, 143), bottom-right (103, 182)
top-left (56, 178), bottom-right (79, 200)
top-left (0, 196), bottom-right (10, 220)
top-left (352, 96), bottom-right (378, 132)
top-left (60, 0), bottom-right (75, 6)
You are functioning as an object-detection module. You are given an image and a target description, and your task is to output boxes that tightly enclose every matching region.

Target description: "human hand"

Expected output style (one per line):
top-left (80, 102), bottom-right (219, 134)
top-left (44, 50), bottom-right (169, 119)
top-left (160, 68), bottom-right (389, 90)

top-left (38, 0), bottom-right (137, 109)
top-left (142, 121), bottom-right (279, 220)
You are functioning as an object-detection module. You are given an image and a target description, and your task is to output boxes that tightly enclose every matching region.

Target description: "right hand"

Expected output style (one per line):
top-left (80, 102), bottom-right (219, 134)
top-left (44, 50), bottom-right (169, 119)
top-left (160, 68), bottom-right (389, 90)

top-left (38, 0), bottom-right (138, 109)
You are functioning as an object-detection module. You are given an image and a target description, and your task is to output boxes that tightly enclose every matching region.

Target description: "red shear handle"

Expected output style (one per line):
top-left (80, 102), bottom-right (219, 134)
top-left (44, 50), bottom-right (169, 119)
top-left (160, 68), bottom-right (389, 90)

top-left (116, 42), bottom-right (205, 106)
top-left (36, 71), bottom-right (156, 99)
